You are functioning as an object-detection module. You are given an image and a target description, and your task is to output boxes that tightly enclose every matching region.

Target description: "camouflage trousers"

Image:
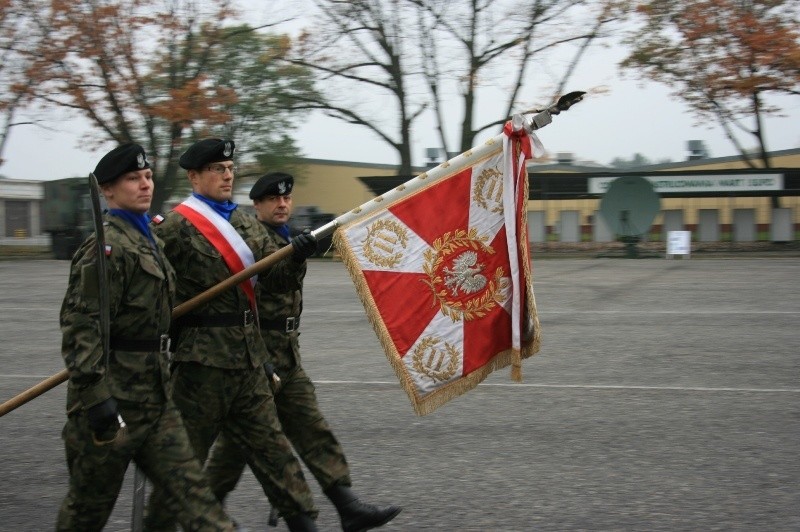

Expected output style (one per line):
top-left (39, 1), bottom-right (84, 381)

top-left (56, 398), bottom-right (234, 532)
top-left (145, 362), bottom-right (317, 529)
top-left (206, 365), bottom-right (351, 501)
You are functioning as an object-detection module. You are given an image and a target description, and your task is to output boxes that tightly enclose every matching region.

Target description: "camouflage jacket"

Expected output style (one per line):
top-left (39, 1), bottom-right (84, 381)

top-left (152, 207), bottom-right (305, 369)
top-left (60, 214), bottom-right (175, 412)
top-left (259, 223), bottom-right (303, 369)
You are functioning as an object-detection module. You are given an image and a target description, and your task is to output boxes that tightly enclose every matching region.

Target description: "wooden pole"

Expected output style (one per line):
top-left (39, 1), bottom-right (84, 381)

top-left (0, 96), bottom-right (585, 418)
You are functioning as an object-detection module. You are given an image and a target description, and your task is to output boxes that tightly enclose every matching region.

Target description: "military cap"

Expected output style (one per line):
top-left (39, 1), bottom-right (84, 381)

top-left (179, 138), bottom-right (235, 170)
top-left (93, 143), bottom-right (150, 185)
top-left (249, 172), bottom-right (294, 199)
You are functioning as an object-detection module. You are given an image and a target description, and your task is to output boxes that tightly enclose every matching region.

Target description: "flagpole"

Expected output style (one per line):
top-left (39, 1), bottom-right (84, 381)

top-left (0, 92), bottom-right (585, 417)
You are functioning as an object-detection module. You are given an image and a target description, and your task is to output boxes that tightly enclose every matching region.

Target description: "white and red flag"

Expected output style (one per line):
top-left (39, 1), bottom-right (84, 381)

top-left (333, 119), bottom-right (542, 415)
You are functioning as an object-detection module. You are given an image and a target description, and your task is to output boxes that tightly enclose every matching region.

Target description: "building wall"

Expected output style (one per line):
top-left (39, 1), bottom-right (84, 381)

top-left (526, 150), bottom-right (800, 236)
top-left (530, 196), bottom-right (800, 228)
top-left (277, 150), bottom-right (800, 222)
top-left (0, 178), bottom-right (45, 238)
top-left (3, 149), bottom-right (799, 240)
top-left (237, 158), bottom-right (406, 217)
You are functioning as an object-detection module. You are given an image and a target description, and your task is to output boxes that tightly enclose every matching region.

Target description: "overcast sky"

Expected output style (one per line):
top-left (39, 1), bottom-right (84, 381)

top-left (2, 1), bottom-right (798, 182)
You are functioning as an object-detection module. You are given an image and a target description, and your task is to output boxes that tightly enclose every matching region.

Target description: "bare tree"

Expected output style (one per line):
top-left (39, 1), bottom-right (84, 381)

top-left (414, 0), bottom-right (631, 154)
top-left (285, 0), bottom-right (428, 177)
top-left (283, 0), bottom-right (630, 172)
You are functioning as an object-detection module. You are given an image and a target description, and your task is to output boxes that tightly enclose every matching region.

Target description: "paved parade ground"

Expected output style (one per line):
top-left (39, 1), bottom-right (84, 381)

top-left (1, 257), bottom-right (799, 531)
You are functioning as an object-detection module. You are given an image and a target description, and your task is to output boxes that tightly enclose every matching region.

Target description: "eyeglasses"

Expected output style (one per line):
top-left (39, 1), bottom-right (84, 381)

top-left (206, 163), bottom-right (238, 175)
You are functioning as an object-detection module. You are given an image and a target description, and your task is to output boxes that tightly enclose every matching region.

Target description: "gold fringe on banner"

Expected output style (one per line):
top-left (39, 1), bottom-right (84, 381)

top-left (333, 221), bottom-right (541, 416)
top-left (514, 162), bottom-right (542, 382)
top-left (330, 138), bottom-right (542, 415)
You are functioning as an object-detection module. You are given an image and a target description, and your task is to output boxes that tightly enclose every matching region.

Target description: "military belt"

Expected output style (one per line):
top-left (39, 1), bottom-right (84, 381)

top-left (111, 334), bottom-right (171, 353)
top-left (177, 310), bottom-right (255, 328)
top-left (259, 316), bottom-right (300, 333)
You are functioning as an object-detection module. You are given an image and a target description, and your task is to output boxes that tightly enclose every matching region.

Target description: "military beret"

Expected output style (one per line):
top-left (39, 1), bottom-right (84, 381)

top-left (249, 172), bottom-right (294, 199)
top-left (94, 143), bottom-right (150, 185)
top-left (179, 138), bottom-right (235, 170)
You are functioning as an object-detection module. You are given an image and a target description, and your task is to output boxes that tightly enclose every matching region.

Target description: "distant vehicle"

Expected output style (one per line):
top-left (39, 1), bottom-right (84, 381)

top-left (42, 177), bottom-right (96, 260)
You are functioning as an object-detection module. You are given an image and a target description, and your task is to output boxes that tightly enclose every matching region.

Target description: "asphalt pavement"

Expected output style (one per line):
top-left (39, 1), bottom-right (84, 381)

top-left (1, 257), bottom-right (798, 531)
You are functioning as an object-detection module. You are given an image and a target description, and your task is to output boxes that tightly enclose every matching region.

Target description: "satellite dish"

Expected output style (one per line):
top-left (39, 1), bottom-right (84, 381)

top-left (599, 176), bottom-right (660, 257)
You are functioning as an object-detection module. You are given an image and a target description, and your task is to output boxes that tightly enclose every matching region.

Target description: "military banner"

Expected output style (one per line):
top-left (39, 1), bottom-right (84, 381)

top-left (333, 120), bottom-right (542, 415)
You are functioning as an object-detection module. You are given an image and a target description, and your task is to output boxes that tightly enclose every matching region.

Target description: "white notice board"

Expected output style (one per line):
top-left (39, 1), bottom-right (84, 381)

top-left (666, 230), bottom-right (691, 258)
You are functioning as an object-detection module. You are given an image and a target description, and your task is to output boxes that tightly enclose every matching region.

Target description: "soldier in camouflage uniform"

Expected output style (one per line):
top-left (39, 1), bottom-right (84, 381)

top-left (57, 143), bottom-right (235, 531)
top-left (145, 139), bottom-right (320, 532)
top-left (205, 172), bottom-right (402, 532)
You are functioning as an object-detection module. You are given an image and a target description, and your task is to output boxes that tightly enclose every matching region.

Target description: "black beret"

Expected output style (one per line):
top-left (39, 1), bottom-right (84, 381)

top-left (94, 143), bottom-right (150, 185)
top-left (249, 172), bottom-right (294, 199)
top-left (179, 138), bottom-right (235, 170)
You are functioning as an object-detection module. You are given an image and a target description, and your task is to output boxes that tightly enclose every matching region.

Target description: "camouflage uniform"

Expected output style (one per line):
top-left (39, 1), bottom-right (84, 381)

top-left (206, 222), bottom-right (351, 500)
top-left (145, 208), bottom-right (317, 528)
top-left (57, 214), bottom-right (234, 532)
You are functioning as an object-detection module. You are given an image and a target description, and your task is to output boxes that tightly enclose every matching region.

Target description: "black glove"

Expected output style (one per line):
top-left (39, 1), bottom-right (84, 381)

top-left (291, 229), bottom-right (317, 262)
top-left (86, 397), bottom-right (118, 438)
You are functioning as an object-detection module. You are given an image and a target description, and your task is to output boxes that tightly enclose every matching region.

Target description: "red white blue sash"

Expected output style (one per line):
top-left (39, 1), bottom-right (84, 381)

top-left (174, 196), bottom-right (257, 311)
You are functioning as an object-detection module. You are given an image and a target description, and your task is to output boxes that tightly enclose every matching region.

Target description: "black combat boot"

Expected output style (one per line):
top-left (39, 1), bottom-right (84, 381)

top-left (283, 512), bottom-right (319, 532)
top-left (324, 484), bottom-right (402, 532)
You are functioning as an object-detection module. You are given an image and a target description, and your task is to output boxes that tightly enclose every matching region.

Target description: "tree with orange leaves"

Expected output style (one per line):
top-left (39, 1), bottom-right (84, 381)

top-left (21, 0), bottom-right (245, 210)
top-left (0, 0), bottom-right (48, 168)
top-left (621, 0), bottom-right (800, 177)
top-left (21, 0), bottom-right (316, 212)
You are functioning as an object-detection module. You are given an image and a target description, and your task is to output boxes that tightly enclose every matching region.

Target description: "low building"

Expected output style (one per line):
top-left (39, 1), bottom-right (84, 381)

top-left (523, 148), bottom-right (800, 244)
top-left (3, 147), bottom-right (799, 254)
top-left (0, 177), bottom-right (46, 245)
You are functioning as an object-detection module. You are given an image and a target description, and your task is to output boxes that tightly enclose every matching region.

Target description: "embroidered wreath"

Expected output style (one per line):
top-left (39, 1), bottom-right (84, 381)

top-left (473, 167), bottom-right (504, 214)
top-left (411, 336), bottom-right (460, 382)
top-left (422, 228), bottom-right (507, 322)
top-left (362, 219), bottom-right (409, 268)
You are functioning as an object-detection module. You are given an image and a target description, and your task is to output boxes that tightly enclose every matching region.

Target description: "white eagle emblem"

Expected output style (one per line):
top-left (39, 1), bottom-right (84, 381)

top-left (137, 152), bottom-right (146, 168)
top-left (443, 250), bottom-right (487, 296)
top-left (278, 181), bottom-right (287, 194)
top-left (223, 141), bottom-right (233, 157)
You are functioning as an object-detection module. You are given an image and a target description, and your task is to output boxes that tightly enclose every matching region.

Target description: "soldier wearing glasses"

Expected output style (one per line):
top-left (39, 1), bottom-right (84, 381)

top-left (205, 172), bottom-right (402, 532)
top-left (57, 143), bottom-right (236, 531)
top-left (145, 139), bottom-right (320, 531)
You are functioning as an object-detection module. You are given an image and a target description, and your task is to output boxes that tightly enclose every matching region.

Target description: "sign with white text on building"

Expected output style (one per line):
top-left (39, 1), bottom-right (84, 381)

top-left (589, 174), bottom-right (784, 195)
